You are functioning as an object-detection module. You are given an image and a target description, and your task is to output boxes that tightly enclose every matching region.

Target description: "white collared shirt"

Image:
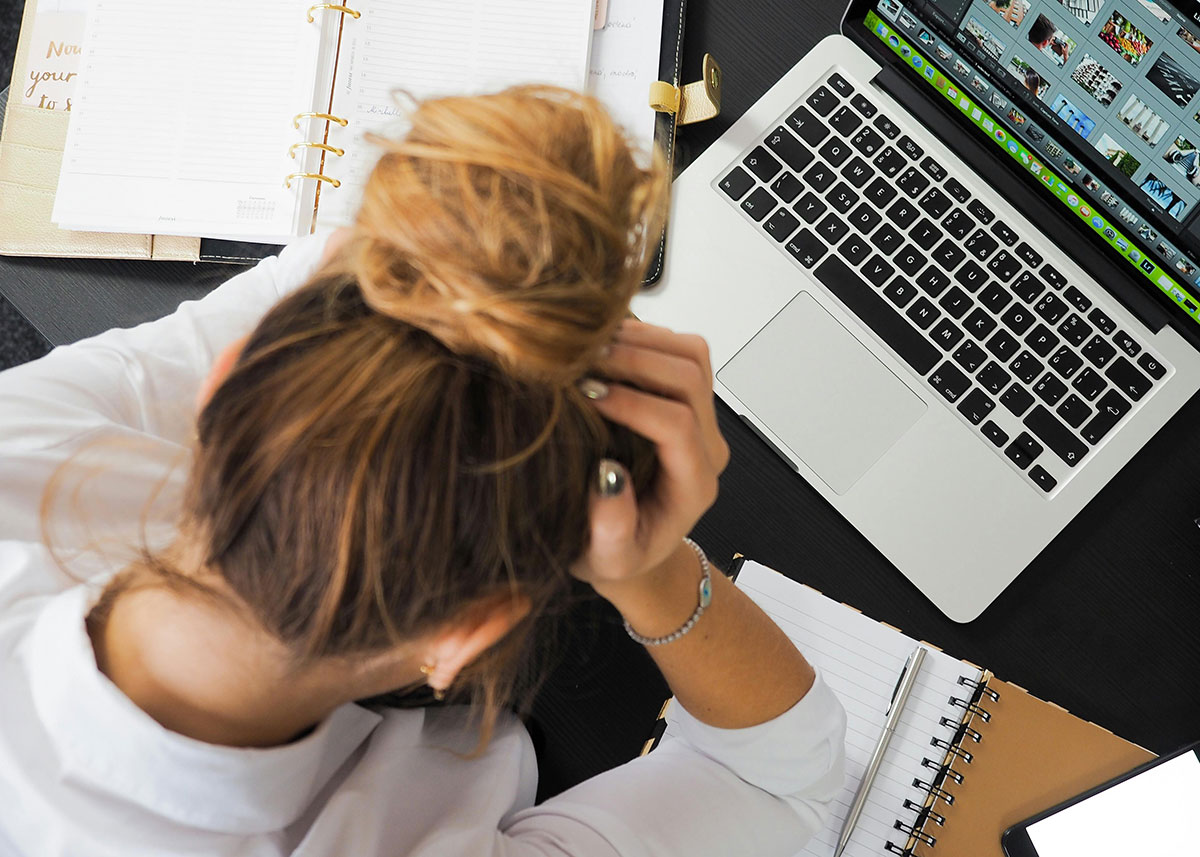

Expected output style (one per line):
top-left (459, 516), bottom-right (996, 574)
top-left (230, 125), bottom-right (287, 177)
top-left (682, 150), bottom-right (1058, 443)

top-left (0, 234), bottom-right (846, 857)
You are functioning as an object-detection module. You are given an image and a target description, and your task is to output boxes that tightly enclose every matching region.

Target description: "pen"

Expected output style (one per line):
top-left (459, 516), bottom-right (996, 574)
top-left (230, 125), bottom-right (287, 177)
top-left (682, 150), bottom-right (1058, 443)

top-left (833, 646), bottom-right (927, 857)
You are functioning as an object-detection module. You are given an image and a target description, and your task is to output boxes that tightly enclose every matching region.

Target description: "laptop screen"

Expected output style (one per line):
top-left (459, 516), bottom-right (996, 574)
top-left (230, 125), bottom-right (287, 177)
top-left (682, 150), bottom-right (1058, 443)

top-left (853, 0), bottom-right (1200, 332)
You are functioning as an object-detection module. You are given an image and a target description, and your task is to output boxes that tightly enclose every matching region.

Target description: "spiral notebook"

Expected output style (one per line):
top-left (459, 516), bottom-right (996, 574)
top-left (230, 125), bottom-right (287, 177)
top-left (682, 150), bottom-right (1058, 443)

top-left (652, 559), bottom-right (1153, 857)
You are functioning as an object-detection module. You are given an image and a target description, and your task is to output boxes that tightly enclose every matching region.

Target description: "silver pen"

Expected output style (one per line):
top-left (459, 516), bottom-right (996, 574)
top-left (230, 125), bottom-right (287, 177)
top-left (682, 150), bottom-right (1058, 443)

top-left (833, 646), bottom-right (927, 857)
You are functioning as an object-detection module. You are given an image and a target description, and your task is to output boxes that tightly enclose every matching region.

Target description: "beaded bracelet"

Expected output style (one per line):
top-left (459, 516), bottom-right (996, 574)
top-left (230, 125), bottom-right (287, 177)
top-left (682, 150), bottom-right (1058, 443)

top-left (623, 538), bottom-right (714, 647)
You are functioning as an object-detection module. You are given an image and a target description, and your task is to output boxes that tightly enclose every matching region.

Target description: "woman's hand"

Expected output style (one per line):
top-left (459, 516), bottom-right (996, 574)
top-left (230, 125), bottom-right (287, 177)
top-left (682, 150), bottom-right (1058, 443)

top-left (573, 320), bottom-right (730, 593)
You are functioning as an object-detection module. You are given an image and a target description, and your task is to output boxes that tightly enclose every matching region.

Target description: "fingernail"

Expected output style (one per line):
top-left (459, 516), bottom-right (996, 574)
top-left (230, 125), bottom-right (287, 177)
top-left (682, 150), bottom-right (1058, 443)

top-left (579, 378), bottom-right (609, 400)
top-left (596, 459), bottom-right (626, 497)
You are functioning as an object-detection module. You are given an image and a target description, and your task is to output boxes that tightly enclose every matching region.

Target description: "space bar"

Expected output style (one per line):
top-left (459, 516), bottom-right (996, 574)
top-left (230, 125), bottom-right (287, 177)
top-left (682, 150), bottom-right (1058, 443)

top-left (813, 256), bottom-right (940, 375)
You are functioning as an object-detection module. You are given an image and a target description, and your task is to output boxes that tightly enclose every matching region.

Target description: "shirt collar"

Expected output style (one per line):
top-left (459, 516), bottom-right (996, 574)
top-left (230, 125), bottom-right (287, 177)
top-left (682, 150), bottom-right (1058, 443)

top-left (21, 585), bottom-right (384, 835)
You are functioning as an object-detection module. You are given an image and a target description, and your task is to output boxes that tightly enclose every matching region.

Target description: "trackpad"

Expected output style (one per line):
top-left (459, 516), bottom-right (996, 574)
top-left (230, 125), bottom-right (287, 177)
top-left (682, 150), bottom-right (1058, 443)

top-left (717, 291), bottom-right (927, 495)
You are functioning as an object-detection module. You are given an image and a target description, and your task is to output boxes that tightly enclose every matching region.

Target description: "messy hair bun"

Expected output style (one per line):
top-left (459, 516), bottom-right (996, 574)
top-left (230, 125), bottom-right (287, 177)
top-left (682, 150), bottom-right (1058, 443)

top-left (349, 85), bottom-right (668, 385)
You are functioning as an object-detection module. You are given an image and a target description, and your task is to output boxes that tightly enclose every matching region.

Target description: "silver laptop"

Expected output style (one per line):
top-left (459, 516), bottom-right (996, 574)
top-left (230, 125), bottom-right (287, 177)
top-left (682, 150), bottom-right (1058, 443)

top-left (633, 0), bottom-right (1200, 621)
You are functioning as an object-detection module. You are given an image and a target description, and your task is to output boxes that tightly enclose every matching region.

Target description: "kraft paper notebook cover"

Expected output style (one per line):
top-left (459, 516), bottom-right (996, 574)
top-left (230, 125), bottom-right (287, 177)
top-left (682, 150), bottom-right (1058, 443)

top-left (648, 558), bottom-right (1153, 857)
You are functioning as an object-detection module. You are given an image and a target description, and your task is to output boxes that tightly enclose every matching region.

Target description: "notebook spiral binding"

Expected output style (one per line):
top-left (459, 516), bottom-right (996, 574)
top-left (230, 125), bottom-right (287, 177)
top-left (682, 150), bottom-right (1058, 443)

top-left (883, 674), bottom-right (999, 856)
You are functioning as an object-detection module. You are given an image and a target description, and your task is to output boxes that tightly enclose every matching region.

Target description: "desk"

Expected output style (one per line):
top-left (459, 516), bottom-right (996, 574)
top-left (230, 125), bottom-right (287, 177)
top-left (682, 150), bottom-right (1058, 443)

top-left (2, 0), bottom-right (1198, 794)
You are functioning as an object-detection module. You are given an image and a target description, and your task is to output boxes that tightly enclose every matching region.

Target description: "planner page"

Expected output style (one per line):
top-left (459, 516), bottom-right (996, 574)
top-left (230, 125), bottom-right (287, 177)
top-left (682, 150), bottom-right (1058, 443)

top-left (52, 0), bottom-right (329, 241)
top-left (588, 0), bottom-right (666, 157)
top-left (663, 561), bottom-right (984, 857)
top-left (317, 0), bottom-right (594, 227)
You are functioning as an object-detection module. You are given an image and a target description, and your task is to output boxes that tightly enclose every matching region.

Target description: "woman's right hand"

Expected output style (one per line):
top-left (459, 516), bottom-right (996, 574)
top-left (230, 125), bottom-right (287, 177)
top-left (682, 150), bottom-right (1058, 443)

top-left (572, 320), bottom-right (730, 594)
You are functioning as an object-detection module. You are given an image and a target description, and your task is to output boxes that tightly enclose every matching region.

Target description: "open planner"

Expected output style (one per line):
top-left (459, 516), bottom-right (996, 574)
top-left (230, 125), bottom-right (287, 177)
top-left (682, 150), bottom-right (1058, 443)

top-left (48, 0), bottom-right (595, 242)
top-left (655, 560), bottom-right (1154, 857)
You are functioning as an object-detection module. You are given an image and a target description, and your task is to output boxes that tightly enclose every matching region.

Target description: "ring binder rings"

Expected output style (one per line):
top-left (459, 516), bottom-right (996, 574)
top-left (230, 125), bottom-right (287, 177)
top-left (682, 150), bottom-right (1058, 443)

top-left (293, 113), bottom-right (350, 130)
top-left (285, 172), bottom-right (341, 189)
top-left (289, 142), bottom-right (346, 159)
top-left (306, 4), bottom-right (361, 23)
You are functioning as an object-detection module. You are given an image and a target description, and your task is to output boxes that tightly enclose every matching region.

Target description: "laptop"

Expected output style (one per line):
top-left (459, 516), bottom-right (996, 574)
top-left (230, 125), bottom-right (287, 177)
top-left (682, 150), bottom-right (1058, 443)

top-left (632, 0), bottom-right (1200, 621)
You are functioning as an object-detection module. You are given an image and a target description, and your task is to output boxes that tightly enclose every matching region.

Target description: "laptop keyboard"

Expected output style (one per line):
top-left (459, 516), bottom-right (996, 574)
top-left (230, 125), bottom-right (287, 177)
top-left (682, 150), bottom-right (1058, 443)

top-left (715, 71), bottom-right (1173, 496)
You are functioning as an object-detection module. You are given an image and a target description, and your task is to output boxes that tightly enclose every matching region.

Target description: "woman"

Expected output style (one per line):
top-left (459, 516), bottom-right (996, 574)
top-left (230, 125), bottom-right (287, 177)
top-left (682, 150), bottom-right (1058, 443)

top-left (0, 87), bottom-right (845, 856)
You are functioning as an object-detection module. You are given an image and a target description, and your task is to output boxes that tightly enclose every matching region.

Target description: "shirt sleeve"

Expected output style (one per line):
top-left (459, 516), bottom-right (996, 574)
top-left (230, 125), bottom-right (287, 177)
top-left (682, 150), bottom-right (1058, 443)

top-left (0, 233), bottom-right (331, 551)
top-left (499, 672), bottom-right (846, 857)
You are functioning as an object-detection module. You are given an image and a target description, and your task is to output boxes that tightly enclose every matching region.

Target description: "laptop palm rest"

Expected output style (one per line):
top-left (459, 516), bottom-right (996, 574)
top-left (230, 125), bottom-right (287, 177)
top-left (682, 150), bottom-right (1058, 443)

top-left (717, 291), bottom-right (927, 495)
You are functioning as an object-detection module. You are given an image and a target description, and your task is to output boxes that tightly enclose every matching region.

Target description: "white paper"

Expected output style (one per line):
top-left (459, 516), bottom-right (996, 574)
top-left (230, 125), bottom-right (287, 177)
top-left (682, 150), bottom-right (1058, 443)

top-left (587, 0), bottom-right (665, 157)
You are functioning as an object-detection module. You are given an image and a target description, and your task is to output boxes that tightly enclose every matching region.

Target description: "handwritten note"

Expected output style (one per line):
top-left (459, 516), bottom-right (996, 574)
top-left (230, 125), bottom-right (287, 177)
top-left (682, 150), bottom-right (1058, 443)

top-left (588, 0), bottom-right (665, 157)
top-left (19, 11), bottom-right (86, 111)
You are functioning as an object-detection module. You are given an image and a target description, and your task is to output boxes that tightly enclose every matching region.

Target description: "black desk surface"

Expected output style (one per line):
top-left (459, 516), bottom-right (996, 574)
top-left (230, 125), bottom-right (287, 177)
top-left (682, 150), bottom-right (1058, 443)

top-left (2, 0), bottom-right (1198, 793)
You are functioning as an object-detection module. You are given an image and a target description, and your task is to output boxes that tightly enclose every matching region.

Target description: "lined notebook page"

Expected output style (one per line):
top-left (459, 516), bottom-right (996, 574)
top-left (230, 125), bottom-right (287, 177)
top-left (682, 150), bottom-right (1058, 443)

top-left (665, 561), bottom-right (982, 857)
top-left (588, 0), bottom-right (666, 156)
top-left (318, 0), bottom-right (594, 227)
top-left (53, 1), bottom-right (326, 240)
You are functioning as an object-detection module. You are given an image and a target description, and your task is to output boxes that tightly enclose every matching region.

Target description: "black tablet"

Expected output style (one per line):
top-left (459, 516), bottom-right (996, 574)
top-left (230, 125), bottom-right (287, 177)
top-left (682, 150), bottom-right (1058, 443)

top-left (1001, 738), bottom-right (1200, 856)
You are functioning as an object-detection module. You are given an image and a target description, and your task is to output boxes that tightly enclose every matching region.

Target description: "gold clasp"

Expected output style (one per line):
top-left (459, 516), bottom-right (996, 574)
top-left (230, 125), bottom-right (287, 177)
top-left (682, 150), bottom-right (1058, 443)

top-left (649, 54), bottom-right (723, 126)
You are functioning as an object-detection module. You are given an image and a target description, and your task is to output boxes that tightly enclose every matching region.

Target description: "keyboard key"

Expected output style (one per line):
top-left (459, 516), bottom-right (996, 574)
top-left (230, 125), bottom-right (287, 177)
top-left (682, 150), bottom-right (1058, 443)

top-left (1058, 313), bottom-right (1091, 347)
top-left (897, 167), bottom-right (931, 198)
top-left (848, 203), bottom-right (882, 234)
top-left (864, 177), bottom-right (898, 208)
top-left (918, 187), bottom-right (952, 220)
top-left (917, 267), bottom-right (951, 298)
top-left (953, 340), bottom-right (988, 373)
top-left (741, 187), bottom-right (776, 221)
top-left (938, 286), bottom-right (973, 319)
top-left (807, 85), bottom-right (839, 116)
top-left (840, 234), bottom-right (872, 266)
top-left (920, 156), bottom-right (947, 182)
top-left (851, 93), bottom-right (878, 118)
top-left (895, 244), bottom-right (925, 277)
top-left (1004, 440), bottom-right (1035, 470)
top-left (784, 229), bottom-right (828, 268)
top-left (1056, 394), bottom-right (1092, 429)
top-left (884, 277), bottom-right (918, 308)
top-left (841, 156), bottom-right (875, 188)
top-left (965, 229), bottom-right (999, 261)
top-left (1024, 324), bottom-right (1060, 358)
top-left (828, 182), bottom-right (860, 214)
top-left (1064, 286), bottom-right (1091, 313)
top-left (813, 256), bottom-right (941, 374)
top-left (1001, 384), bottom-right (1035, 417)
top-left (987, 330), bottom-right (1020, 362)
top-left (787, 105), bottom-right (831, 146)
top-left (1014, 431), bottom-right (1044, 461)
top-left (978, 361), bottom-right (1011, 394)
top-left (873, 147), bottom-right (907, 178)
top-left (910, 218), bottom-right (944, 251)
top-left (944, 177), bottom-right (970, 203)
top-left (1010, 350), bottom-right (1043, 384)
top-left (979, 282), bottom-right (1013, 314)
top-left (1088, 308), bottom-right (1116, 335)
top-left (744, 146), bottom-right (782, 182)
top-left (819, 138), bottom-right (852, 167)
top-left (1034, 292), bottom-right (1068, 324)
top-left (862, 254), bottom-right (895, 287)
top-left (906, 297), bottom-right (940, 329)
top-left (873, 224), bottom-right (905, 256)
top-left (873, 114), bottom-right (901, 138)
top-left (827, 73), bottom-right (854, 97)
top-left (886, 199), bottom-right (920, 230)
top-left (1029, 465), bottom-right (1057, 492)
top-left (720, 167), bottom-right (755, 200)
top-left (830, 105), bottom-right (862, 135)
top-left (764, 208), bottom-right (800, 242)
top-left (1002, 305), bottom-right (1035, 336)
top-left (1105, 356), bottom-right (1152, 401)
top-left (930, 319), bottom-right (964, 351)
top-left (1033, 372), bottom-right (1067, 406)
top-left (954, 260), bottom-right (988, 293)
top-left (1138, 353), bottom-right (1166, 380)
top-left (1081, 334), bottom-right (1116, 368)
top-left (794, 192), bottom-right (827, 223)
top-left (1072, 367), bottom-right (1106, 401)
top-left (1024, 406), bottom-right (1087, 466)
top-left (958, 388), bottom-right (995, 424)
top-left (991, 221), bottom-right (1018, 247)
top-left (1015, 241), bottom-right (1042, 267)
top-left (851, 126), bottom-right (884, 156)
top-left (941, 208), bottom-right (975, 240)
top-left (963, 307), bottom-right (997, 340)
top-left (1040, 264), bottom-right (1067, 290)
top-left (968, 199), bottom-right (995, 224)
top-left (1081, 389), bottom-right (1131, 444)
top-left (897, 135), bottom-right (924, 160)
top-left (1048, 346), bottom-right (1083, 379)
top-left (1113, 330), bottom-right (1141, 358)
top-left (817, 212), bottom-right (850, 244)
top-left (1012, 272), bottom-right (1045, 304)
top-left (770, 171), bottom-right (804, 203)
top-left (988, 251), bottom-right (1021, 282)
top-left (929, 361), bottom-right (971, 402)
top-left (982, 419), bottom-right (1009, 447)
top-left (803, 162), bottom-right (837, 192)
top-left (765, 127), bottom-right (813, 172)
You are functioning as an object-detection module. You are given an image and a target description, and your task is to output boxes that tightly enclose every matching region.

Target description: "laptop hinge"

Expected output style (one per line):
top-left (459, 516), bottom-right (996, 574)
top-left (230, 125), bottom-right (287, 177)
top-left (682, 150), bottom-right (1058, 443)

top-left (872, 64), bottom-right (1172, 336)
